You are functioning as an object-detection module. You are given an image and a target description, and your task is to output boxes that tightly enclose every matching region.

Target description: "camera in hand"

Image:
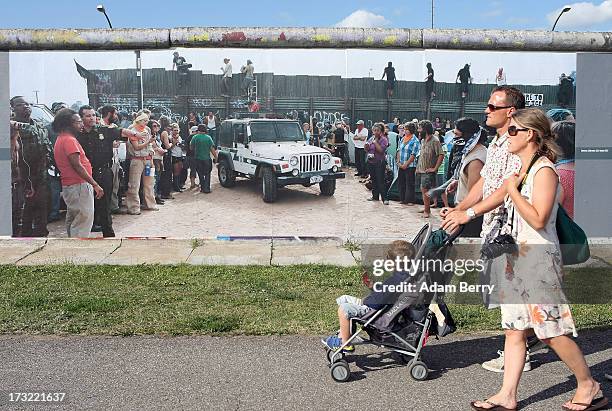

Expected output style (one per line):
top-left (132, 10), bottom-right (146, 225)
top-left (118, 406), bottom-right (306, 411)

top-left (480, 234), bottom-right (518, 260)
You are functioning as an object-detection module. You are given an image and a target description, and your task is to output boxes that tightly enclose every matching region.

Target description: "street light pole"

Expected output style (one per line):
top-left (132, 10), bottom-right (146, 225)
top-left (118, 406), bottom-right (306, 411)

top-left (552, 7), bottom-right (571, 31)
top-left (96, 5), bottom-right (113, 29)
top-left (431, 0), bottom-right (434, 29)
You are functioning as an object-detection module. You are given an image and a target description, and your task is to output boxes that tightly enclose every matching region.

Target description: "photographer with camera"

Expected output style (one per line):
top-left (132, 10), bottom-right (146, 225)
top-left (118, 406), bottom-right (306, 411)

top-left (469, 108), bottom-right (606, 411)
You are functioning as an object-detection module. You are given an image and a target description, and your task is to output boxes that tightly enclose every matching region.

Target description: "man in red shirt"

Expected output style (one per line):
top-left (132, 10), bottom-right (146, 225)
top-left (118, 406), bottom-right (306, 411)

top-left (52, 109), bottom-right (103, 238)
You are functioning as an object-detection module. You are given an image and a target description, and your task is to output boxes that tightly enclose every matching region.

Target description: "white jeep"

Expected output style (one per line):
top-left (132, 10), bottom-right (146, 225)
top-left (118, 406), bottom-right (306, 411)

top-left (215, 119), bottom-right (345, 202)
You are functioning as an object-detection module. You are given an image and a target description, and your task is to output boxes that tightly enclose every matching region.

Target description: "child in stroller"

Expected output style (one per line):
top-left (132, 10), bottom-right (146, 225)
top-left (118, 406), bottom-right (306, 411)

top-left (322, 223), bottom-right (459, 382)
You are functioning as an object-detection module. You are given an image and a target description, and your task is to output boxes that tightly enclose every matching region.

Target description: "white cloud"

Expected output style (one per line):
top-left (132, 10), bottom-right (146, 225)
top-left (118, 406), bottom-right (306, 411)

top-left (547, 1), bottom-right (612, 30)
top-left (334, 10), bottom-right (390, 28)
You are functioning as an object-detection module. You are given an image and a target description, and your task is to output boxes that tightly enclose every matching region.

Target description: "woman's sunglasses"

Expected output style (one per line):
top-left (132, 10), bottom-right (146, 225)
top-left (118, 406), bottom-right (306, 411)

top-left (507, 125), bottom-right (529, 136)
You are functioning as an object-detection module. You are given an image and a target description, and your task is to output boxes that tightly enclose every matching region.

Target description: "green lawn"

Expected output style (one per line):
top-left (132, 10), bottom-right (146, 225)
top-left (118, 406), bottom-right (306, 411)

top-left (0, 265), bottom-right (609, 336)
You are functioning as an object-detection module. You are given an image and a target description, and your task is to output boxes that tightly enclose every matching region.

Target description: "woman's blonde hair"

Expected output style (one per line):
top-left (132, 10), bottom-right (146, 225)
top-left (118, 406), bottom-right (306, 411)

top-left (511, 108), bottom-right (561, 163)
top-left (170, 122), bottom-right (180, 131)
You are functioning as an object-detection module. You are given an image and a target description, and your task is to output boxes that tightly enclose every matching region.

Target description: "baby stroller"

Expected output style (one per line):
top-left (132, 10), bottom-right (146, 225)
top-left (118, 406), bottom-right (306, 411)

top-left (324, 223), bottom-right (461, 382)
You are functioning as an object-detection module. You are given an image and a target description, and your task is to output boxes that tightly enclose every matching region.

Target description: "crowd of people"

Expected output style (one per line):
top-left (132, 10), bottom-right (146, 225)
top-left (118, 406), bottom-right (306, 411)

top-left (10, 98), bottom-right (221, 238)
top-left (9, 89), bottom-right (577, 240)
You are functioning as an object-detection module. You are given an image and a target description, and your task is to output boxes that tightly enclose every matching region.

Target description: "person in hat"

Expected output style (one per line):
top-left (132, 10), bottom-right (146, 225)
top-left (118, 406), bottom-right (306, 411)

top-left (126, 113), bottom-right (158, 215)
top-left (240, 59), bottom-right (255, 97)
top-left (353, 120), bottom-right (368, 178)
top-left (221, 58), bottom-right (233, 97)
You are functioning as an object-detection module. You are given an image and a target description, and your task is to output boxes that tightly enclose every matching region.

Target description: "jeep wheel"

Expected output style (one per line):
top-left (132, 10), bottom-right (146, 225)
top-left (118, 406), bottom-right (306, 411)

top-left (320, 179), bottom-right (336, 196)
top-left (261, 167), bottom-right (278, 203)
top-left (218, 159), bottom-right (236, 188)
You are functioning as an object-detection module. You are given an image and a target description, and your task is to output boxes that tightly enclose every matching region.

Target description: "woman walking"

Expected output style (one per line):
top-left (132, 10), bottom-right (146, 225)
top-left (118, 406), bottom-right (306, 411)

top-left (470, 108), bottom-right (607, 411)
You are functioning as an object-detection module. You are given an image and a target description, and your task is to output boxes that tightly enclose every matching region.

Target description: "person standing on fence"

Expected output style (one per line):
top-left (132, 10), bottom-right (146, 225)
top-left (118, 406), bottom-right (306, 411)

top-left (240, 59), bottom-right (255, 97)
top-left (557, 73), bottom-right (574, 108)
top-left (425, 63), bottom-right (435, 100)
top-left (352, 120), bottom-right (368, 178)
top-left (52, 109), bottom-right (103, 238)
top-left (221, 58), bottom-right (233, 97)
top-left (457, 64), bottom-right (472, 99)
top-left (381, 62), bottom-right (396, 99)
top-left (496, 67), bottom-right (507, 86)
top-left (365, 123), bottom-right (389, 205)
top-left (190, 124), bottom-right (218, 194)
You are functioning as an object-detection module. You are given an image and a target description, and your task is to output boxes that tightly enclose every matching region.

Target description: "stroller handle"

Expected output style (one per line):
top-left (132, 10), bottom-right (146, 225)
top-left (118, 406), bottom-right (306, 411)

top-left (443, 224), bottom-right (464, 245)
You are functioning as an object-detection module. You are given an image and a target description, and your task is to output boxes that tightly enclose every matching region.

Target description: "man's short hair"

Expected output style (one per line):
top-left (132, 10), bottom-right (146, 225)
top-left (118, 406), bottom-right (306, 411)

top-left (78, 105), bottom-right (94, 117)
top-left (405, 122), bottom-right (417, 135)
top-left (197, 124), bottom-right (208, 133)
top-left (99, 105), bottom-right (116, 119)
top-left (9, 96), bottom-right (25, 107)
top-left (492, 86), bottom-right (526, 110)
top-left (418, 120), bottom-right (434, 135)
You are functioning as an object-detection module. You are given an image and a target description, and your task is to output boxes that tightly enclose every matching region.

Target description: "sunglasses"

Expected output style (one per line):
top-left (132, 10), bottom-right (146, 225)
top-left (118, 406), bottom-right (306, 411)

top-left (487, 104), bottom-right (512, 112)
top-left (507, 125), bottom-right (529, 136)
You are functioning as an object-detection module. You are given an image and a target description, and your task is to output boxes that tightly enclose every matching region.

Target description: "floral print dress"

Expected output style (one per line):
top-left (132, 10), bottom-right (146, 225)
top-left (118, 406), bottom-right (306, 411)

top-left (499, 157), bottom-right (577, 339)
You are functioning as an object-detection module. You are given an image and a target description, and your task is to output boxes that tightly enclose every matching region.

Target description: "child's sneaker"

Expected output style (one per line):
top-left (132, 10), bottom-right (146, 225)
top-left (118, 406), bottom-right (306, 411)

top-left (322, 335), bottom-right (355, 352)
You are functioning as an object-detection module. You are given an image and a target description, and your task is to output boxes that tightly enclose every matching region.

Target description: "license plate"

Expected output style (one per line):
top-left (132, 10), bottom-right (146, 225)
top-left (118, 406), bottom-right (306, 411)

top-left (309, 175), bottom-right (323, 184)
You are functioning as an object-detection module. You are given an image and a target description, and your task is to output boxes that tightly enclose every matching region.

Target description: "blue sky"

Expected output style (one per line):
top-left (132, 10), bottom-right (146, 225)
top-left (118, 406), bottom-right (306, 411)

top-left (3, 0), bottom-right (612, 31)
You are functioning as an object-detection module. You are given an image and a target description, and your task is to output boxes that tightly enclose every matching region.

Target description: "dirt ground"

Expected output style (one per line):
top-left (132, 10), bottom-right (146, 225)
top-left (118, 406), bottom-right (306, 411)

top-left (47, 168), bottom-right (443, 241)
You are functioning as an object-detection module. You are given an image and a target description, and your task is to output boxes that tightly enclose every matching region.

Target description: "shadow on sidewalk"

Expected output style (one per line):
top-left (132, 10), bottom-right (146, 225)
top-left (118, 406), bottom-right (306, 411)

top-left (343, 328), bottom-right (612, 389)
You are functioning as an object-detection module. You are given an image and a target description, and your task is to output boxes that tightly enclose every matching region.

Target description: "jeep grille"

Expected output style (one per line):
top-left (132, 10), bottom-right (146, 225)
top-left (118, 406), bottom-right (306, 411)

top-left (299, 154), bottom-right (323, 172)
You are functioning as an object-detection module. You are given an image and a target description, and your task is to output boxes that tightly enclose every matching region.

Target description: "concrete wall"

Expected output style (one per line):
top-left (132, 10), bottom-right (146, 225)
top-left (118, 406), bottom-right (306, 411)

top-left (575, 53), bottom-right (612, 237)
top-left (0, 52), bottom-right (10, 236)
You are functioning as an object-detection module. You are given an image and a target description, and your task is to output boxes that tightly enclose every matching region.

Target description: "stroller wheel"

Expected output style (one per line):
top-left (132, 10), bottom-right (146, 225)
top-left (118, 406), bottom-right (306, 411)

top-left (326, 349), bottom-right (345, 363)
top-left (330, 360), bottom-right (350, 382)
top-left (408, 360), bottom-right (429, 381)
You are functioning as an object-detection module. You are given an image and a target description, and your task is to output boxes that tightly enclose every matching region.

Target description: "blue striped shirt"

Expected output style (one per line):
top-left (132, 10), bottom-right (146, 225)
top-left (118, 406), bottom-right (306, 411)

top-left (398, 135), bottom-right (420, 167)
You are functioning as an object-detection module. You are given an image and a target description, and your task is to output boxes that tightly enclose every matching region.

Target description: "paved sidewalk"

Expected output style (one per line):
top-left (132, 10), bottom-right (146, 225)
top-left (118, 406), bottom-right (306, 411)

top-left (1, 236), bottom-right (611, 267)
top-left (0, 330), bottom-right (610, 410)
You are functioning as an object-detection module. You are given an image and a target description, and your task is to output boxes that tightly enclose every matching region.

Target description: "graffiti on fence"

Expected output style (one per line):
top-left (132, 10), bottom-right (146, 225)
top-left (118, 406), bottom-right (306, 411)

top-left (191, 98), bottom-right (213, 108)
top-left (525, 93), bottom-right (544, 107)
top-left (313, 111), bottom-right (350, 129)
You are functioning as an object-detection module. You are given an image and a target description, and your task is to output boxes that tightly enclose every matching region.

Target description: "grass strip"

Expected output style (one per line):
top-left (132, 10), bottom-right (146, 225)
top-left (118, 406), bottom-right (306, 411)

top-left (0, 265), bottom-right (609, 336)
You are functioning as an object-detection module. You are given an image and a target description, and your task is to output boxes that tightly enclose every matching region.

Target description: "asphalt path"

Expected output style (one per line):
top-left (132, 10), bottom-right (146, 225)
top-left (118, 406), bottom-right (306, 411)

top-left (0, 330), bottom-right (610, 410)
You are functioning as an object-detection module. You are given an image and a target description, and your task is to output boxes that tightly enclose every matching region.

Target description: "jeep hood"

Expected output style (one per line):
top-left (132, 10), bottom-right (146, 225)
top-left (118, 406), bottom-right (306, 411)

top-left (249, 142), bottom-right (328, 161)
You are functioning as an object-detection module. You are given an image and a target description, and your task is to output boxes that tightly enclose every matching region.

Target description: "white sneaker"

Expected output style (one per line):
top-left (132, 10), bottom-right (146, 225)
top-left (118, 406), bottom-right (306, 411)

top-left (481, 350), bottom-right (532, 373)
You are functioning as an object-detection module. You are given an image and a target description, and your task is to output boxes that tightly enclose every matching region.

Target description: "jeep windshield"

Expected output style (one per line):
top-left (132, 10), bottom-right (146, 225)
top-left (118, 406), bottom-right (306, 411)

top-left (249, 122), bottom-right (305, 143)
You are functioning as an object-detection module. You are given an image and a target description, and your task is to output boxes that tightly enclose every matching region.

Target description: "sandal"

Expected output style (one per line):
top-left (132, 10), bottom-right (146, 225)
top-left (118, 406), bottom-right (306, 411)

top-left (470, 400), bottom-right (516, 411)
top-left (562, 396), bottom-right (608, 411)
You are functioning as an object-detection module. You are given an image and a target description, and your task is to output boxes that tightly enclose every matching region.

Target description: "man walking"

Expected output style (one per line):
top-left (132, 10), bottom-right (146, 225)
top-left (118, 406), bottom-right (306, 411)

top-left (52, 109), bottom-right (103, 238)
top-left (221, 58), bottom-right (233, 97)
top-left (441, 86), bottom-right (549, 372)
top-left (190, 125), bottom-right (218, 193)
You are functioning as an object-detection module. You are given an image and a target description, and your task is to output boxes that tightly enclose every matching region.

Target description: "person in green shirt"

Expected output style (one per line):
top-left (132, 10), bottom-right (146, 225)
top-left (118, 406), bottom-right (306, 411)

top-left (189, 124), bottom-right (218, 193)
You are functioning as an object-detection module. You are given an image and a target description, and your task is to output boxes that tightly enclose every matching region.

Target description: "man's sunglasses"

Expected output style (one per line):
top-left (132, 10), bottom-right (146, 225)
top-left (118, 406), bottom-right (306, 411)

top-left (507, 125), bottom-right (529, 136)
top-left (487, 104), bottom-right (512, 112)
